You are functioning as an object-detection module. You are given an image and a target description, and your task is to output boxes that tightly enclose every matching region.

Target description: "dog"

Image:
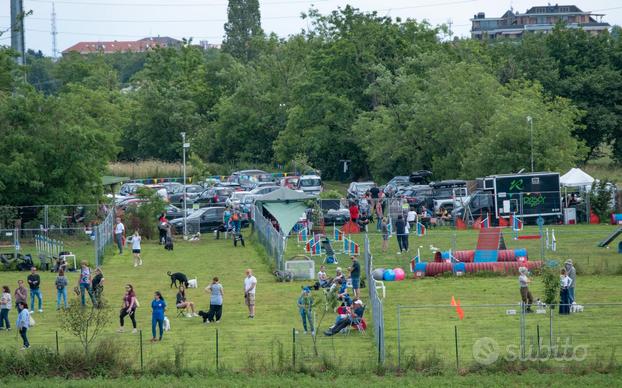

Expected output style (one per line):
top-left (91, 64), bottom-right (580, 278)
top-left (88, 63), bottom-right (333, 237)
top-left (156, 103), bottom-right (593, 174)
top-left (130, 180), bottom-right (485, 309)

top-left (570, 302), bottom-right (584, 313)
top-left (164, 236), bottom-right (174, 251)
top-left (233, 233), bottom-right (245, 247)
top-left (167, 271), bottom-right (189, 288)
top-left (273, 270), bottom-right (294, 282)
top-left (187, 278), bottom-right (198, 288)
top-left (535, 299), bottom-right (547, 309)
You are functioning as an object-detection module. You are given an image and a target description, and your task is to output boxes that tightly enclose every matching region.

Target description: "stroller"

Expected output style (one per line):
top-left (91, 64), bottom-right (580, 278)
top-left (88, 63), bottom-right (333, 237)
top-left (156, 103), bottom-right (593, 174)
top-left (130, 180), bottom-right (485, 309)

top-left (321, 237), bottom-right (337, 264)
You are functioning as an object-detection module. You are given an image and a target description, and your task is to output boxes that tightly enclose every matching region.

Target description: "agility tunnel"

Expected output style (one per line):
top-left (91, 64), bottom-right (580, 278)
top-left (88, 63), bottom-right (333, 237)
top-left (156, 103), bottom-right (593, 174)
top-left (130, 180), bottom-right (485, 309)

top-left (439, 248), bottom-right (528, 263)
top-left (412, 260), bottom-right (542, 277)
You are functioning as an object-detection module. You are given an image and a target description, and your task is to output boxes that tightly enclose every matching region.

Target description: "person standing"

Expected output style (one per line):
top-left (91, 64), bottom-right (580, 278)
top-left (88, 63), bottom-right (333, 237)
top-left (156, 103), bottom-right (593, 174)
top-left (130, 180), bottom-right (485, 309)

top-left (381, 217), bottom-right (389, 253)
top-left (297, 287), bottom-right (314, 335)
top-left (14, 280), bottom-right (27, 309)
top-left (151, 291), bottom-right (167, 342)
top-left (559, 268), bottom-right (572, 315)
top-left (349, 202), bottom-right (359, 225)
top-left (131, 230), bottom-right (142, 267)
top-left (204, 277), bottom-right (224, 323)
top-left (0, 286), bottom-right (11, 330)
top-left (16, 302), bottom-right (30, 350)
top-left (118, 284), bottom-right (138, 333)
top-left (27, 267), bottom-right (42, 313)
top-left (244, 269), bottom-right (257, 319)
top-left (349, 256), bottom-right (361, 299)
top-left (55, 269), bottom-right (68, 309)
top-left (158, 212), bottom-right (168, 245)
top-left (114, 217), bottom-right (125, 254)
top-left (406, 207), bottom-right (417, 229)
top-left (92, 268), bottom-right (105, 307)
top-left (395, 215), bottom-right (407, 255)
top-left (564, 259), bottom-right (576, 304)
top-left (78, 261), bottom-right (94, 306)
top-left (518, 267), bottom-right (533, 313)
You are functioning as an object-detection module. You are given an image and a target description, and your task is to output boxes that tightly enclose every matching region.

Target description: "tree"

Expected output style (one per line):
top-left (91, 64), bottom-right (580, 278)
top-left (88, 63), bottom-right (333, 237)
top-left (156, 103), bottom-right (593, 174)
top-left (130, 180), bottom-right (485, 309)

top-left (124, 187), bottom-right (166, 239)
top-left (222, 0), bottom-right (264, 62)
top-left (590, 180), bottom-right (615, 222)
top-left (58, 297), bottom-right (111, 355)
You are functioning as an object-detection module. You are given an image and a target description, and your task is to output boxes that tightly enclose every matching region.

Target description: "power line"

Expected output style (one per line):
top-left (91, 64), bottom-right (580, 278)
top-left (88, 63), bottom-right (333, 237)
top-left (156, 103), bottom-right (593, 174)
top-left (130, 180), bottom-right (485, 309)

top-left (28, 0), bottom-right (329, 7)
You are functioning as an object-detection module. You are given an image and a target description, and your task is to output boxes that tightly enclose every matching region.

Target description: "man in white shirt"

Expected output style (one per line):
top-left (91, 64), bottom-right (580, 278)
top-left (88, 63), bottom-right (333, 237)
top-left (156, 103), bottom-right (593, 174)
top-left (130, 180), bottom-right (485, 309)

top-left (114, 217), bottom-right (125, 254)
top-left (244, 269), bottom-right (257, 319)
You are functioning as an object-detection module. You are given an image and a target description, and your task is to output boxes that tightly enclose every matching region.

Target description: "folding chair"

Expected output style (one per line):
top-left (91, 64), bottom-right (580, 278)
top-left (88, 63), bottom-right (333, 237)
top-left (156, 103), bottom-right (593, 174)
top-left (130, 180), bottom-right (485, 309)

top-left (176, 306), bottom-right (186, 318)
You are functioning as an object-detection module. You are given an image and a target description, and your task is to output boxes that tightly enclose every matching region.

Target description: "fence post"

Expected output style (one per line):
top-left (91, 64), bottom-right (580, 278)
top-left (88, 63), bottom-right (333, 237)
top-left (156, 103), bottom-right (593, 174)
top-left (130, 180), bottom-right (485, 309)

top-left (139, 329), bottom-right (144, 372)
top-left (292, 328), bottom-right (296, 369)
top-left (55, 330), bottom-right (59, 355)
top-left (536, 324), bottom-right (541, 356)
top-left (549, 305), bottom-right (553, 349)
top-left (216, 328), bottom-right (219, 372)
top-left (454, 325), bottom-right (459, 370)
top-left (397, 306), bottom-right (401, 370)
top-left (378, 325), bottom-right (382, 365)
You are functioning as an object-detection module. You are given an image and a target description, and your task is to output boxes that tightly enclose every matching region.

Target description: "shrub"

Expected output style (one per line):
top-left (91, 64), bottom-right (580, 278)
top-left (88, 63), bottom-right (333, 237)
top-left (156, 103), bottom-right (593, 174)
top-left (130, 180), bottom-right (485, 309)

top-left (541, 263), bottom-right (560, 305)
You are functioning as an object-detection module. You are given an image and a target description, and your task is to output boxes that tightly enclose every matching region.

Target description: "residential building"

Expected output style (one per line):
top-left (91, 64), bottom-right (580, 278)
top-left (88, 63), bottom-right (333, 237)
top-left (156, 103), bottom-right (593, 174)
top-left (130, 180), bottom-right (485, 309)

top-left (471, 4), bottom-right (610, 40)
top-left (62, 36), bottom-right (181, 55)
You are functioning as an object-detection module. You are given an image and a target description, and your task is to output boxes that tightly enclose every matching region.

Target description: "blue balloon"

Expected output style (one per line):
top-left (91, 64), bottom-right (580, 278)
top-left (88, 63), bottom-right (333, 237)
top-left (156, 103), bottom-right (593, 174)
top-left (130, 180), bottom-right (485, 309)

top-left (383, 269), bottom-right (396, 281)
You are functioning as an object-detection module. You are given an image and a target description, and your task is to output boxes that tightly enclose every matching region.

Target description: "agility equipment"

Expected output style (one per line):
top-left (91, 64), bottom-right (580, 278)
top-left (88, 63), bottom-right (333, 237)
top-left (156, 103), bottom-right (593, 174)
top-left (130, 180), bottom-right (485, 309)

top-left (393, 267), bottom-right (406, 281)
top-left (342, 236), bottom-right (360, 256)
top-left (416, 222), bottom-right (427, 237)
top-left (598, 227), bottom-right (622, 248)
top-left (297, 227), bottom-right (309, 245)
top-left (333, 225), bottom-right (345, 241)
top-left (383, 269), bottom-right (396, 281)
top-left (372, 268), bottom-right (385, 281)
top-left (304, 235), bottom-right (322, 256)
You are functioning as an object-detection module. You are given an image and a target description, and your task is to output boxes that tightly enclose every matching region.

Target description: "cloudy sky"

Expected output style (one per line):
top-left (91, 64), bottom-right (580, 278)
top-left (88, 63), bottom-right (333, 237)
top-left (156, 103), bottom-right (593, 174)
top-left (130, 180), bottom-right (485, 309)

top-left (2, 0), bottom-right (621, 57)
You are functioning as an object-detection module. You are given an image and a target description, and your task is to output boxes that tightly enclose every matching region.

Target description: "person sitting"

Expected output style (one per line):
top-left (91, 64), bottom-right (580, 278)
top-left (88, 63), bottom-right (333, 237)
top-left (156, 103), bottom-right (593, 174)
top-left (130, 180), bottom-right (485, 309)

top-left (176, 285), bottom-right (198, 318)
top-left (324, 299), bottom-right (365, 336)
top-left (318, 265), bottom-right (329, 288)
top-left (331, 303), bottom-right (349, 327)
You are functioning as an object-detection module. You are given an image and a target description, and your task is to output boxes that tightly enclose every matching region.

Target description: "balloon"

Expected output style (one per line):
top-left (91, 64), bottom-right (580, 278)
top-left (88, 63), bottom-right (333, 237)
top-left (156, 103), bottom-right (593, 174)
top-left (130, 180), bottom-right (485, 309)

top-left (372, 268), bottom-right (385, 281)
top-left (383, 269), bottom-right (396, 281)
top-left (393, 268), bottom-right (405, 281)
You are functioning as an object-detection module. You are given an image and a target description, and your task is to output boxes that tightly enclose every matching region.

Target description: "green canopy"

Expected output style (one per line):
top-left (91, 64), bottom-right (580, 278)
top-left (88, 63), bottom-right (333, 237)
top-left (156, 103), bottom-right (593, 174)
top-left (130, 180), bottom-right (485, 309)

top-left (263, 202), bottom-right (308, 236)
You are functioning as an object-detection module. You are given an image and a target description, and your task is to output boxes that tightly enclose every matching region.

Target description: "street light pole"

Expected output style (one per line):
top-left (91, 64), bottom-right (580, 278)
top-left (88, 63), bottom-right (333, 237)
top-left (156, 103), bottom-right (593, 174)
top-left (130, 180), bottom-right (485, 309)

top-left (526, 116), bottom-right (534, 172)
top-left (181, 132), bottom-right (188, 238)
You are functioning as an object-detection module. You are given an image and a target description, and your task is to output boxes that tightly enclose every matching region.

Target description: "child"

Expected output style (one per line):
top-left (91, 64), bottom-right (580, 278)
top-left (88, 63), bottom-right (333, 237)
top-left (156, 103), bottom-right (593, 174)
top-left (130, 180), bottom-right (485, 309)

top-left (131, 230), bottom-right (142, 267)
top-left (297, 287), bottom-right (314, 335)
top-left (518, 267), bottom-right (533, 313)
top-left (317, 265), bottom-right (329, 288)
top-left (16, 302), bottom-right (30, 349)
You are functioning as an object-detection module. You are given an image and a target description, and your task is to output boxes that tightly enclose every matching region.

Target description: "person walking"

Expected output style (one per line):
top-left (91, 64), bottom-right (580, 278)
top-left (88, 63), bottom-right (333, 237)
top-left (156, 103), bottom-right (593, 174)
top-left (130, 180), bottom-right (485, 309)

top-left (78, 261), bottom-right (94, 306)
top-left (564, 259), bottom-right (576, 304)
top-left (204, 277), bottom-right (224, 323)
top-left (92, 267), bottom-right (105, 307)
top-left (14, 280), bottom-right (27, 310)
top-left (55, 269), bottom-right (68, 309)
top-left (395, 215), bottom-right (407, 255)
top-left (0, 286), bottom-right (11, 331)
top-left (518, 267), bottom-right (533, 313)
top-left (158, 212), bottom-right (168, 245)
top-left (244, 269), bottom-right (257, 319)
top-left (16, 302), bottom-right (30, 349)
top-left (151, 291), bottom-right (166, 342)
top-left (381, 217), bottom-right (389, 253)
top-left (118, 284), bottom-right (138, 333)
top-left (349, 256), bottom-right (361, 299)
top-left (114, 217), bottom-right (126, 254)
top-left (297, 287), bottom-right (314, 335)
top-left (131, 230), bottom-right (142, 267)
top-left (27, 267), bottom-right (43, 313)
top-left (559, 268), bottom-right (572, 315)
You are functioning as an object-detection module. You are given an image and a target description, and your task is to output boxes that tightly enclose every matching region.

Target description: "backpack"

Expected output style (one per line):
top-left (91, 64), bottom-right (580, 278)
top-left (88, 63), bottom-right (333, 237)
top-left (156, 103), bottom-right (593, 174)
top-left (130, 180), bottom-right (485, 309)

top-left (232, 213), bottom-right (239, 221)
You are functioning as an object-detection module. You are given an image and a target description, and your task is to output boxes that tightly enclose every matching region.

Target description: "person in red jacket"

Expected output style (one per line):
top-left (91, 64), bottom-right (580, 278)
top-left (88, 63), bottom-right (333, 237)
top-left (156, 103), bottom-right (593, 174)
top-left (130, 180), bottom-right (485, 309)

top-left (349, 202), bottom-right (359, 224)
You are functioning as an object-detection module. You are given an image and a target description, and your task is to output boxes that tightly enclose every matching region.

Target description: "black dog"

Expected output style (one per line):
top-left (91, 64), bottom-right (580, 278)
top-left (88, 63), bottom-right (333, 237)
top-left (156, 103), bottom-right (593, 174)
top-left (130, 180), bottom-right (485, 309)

top-left (167, 271), bottom-right (188, 288)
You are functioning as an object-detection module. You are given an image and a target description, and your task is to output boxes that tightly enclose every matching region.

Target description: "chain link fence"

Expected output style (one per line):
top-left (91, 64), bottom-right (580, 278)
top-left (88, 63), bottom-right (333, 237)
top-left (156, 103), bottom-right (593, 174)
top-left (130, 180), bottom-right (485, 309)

top-left (364, 234), bottom-right (386, 364)
top-left (254, 205), bottom-right (286, 270)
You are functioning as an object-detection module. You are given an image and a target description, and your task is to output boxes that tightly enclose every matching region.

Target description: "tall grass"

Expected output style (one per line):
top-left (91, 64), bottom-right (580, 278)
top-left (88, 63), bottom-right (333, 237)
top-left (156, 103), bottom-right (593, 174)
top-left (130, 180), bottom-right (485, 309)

top-left (108, 161), bottom-right (191, 179)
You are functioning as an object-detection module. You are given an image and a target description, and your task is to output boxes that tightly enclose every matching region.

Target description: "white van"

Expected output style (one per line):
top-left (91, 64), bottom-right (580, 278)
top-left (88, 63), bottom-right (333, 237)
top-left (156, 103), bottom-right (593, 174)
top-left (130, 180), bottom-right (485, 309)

top-left (296, 175), bottom-right (322, 196)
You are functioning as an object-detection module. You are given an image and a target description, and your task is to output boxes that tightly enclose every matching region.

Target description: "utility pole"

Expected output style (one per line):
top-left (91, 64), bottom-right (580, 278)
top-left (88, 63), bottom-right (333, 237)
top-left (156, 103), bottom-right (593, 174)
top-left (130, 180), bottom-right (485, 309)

top-left (526, 116), bottom-right (534, 172)
top-left (181, 132), bottom-right (189, 238)
top-left (10, 0), bottom-right (26, 65)
top-left (51, 2), bottom-right (58, 60)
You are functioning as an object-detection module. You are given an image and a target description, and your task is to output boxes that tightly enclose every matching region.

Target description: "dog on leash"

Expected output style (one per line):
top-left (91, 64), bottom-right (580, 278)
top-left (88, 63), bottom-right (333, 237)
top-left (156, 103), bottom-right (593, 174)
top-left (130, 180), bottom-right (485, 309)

top-left (273, 270), bottom-right (294, 282)
top-left (570, 302), bottom-right (584, 313)
top-left (167, 271), bottom-right (189, 288)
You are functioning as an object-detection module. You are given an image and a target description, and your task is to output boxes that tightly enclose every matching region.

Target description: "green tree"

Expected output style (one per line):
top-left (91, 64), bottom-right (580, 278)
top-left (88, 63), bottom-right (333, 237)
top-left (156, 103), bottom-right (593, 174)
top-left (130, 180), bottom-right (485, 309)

top-left (589, 179), bottom-right (615, 222)
top-left (222, 0), bottom-right (264, 62)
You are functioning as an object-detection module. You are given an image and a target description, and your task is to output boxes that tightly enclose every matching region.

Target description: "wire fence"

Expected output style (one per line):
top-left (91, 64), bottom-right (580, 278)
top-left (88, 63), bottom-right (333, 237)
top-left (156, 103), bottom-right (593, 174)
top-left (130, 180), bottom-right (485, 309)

top-left (395, 303), bottom-right (622, 369)
top-left (365, 234), bottom-right (386, 364)
top-left (254, 204), bottom-right (286, 270)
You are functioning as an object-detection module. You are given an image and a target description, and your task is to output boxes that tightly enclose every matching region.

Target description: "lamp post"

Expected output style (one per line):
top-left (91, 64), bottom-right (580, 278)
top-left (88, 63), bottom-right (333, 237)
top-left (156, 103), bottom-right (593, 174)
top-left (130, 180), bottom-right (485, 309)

top-left (181, 132), bottom-right (190, 238)
top-left (526, 116), bottom-right (534, 172)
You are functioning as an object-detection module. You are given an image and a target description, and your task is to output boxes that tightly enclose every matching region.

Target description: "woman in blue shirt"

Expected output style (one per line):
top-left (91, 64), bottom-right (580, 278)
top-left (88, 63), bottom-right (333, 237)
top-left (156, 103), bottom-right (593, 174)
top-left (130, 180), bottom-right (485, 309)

top-left (151, 291), bottom-right (167, 342)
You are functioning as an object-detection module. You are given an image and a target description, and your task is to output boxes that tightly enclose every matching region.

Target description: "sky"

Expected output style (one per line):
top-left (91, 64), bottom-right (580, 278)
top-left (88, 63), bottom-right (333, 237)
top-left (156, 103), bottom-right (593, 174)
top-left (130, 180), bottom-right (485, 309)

top-left (1, 0), bottom-right (622, 57)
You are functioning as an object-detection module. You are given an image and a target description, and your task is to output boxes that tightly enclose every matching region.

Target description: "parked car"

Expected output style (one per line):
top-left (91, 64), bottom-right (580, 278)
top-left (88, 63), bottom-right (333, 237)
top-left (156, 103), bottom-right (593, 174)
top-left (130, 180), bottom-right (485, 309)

top-left (169, 185), bottom-right (204, 205)
top-left (248, 185), bottom-right (280, 196)
top-left (228, 169), bottom-right (274, 190)
top-left (347, 181), bottom-right (376, 199)
top-left (164, 204), bottom-right (191, 220)
top-left (170, 207), bottom-right (225, 234)
top-left (162, 182), bottom-right (184, 194)
top-left (226, 191), bottom-right (253, 207)
top-left (191, 187), bottom-right (234, 206)
top-left (401, 185), bottom-right (434, 209)
top-left (383, 176), bottom-right (410, 197)
top-left (119, 182), bottom-right (144, 197)
top-left (296, 175), bottom-right (322, 196)
top-left (280, 176), bottom-right (299, 189)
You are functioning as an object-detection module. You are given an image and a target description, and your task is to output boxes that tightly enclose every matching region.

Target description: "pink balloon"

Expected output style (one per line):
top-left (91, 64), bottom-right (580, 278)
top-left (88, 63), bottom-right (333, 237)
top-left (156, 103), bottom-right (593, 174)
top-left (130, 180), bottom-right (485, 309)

top-left (393, 267), bottom-right (406, 281)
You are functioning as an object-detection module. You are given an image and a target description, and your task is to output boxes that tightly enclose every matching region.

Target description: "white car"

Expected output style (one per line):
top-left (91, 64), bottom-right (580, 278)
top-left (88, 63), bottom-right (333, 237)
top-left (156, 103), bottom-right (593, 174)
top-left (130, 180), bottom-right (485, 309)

top-left (226, 191), bottom-right (253, 207)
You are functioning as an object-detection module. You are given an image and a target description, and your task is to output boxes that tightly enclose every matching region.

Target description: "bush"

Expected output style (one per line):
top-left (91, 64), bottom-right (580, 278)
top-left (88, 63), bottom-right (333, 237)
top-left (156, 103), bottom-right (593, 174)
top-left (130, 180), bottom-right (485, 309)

top-left (319, 190), bottom-right (342, 199)
top-left (541, 263), bottom-right (560, 305)
top-left (124, 187), bottom-right (166, 239)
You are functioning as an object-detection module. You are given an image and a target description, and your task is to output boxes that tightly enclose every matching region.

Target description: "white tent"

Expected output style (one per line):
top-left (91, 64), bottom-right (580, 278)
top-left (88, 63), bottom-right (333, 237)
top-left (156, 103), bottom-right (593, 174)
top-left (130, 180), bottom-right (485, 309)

top-left (560, 168), bottom-right (594, 189)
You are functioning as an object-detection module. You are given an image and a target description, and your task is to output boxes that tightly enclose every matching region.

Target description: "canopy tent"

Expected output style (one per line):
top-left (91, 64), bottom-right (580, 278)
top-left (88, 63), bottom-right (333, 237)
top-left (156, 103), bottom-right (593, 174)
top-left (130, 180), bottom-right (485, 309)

top-left (255, 187), bottom-right (313, 235)
top-left (560, 168), bottom-right (594, 189)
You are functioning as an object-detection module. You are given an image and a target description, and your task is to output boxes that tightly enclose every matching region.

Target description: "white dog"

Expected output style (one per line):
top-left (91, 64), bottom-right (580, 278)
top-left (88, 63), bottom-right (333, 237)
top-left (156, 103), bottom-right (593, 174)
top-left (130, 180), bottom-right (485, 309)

top-left (187, 278), bottom-right (198, 288)
top-left (570, 302), bottom-right (584, 313)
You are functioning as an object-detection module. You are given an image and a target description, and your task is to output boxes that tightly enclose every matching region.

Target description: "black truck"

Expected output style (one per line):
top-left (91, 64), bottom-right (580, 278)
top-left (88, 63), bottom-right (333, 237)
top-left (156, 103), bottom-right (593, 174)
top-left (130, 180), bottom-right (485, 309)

top-left (452, 172), bottom-right (561, 224)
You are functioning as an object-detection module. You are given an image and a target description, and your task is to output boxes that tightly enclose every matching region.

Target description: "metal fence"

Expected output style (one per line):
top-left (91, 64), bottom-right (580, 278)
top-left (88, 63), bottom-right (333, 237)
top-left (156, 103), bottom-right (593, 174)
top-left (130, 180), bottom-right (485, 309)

top-left (395, 302), bottom-right (622, 369)
top-left (94, 206), bottom-right (115, 267)
top-left (364, 234), bottom-right (386, 364)
top-left (254, 205), bottom-right (286, 270)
